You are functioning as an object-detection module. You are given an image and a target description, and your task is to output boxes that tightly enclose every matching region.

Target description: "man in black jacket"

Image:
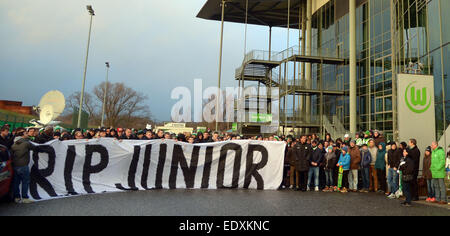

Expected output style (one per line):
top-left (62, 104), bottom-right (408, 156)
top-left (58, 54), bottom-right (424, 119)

top-left (293, 135), bottom-right (312, 191)
top-left (308, 141), bottom-right (324, 191)
top-left (407, 139), bottom-right (421, 201)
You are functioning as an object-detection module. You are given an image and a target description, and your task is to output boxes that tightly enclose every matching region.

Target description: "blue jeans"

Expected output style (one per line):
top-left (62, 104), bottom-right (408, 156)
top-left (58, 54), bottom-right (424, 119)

top-left (387, 168), bottom-right (399, 194)
top-left (325, 169), bottom-right (333, 187)
top-left (361, 167), bottom-right (370, 190)
top-left (13, 166), bottom-right (30, 199)
top-left (307, 167), bottom-right (320, 188)
top-left (432, 178), bottom-right (448, 202)
top-left (426, 179), bottom-right (435, 198)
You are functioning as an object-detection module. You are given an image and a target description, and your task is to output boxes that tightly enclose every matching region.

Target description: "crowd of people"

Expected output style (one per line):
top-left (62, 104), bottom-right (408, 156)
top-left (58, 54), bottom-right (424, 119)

top-left (0, 123), bottom-right (449, 207)
top-left (280, 130), bottom-right (449, 207)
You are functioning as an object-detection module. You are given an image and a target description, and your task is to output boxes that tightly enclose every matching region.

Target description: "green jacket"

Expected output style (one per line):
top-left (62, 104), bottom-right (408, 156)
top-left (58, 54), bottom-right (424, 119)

top-left (430, 147), bottom-right (446, 179)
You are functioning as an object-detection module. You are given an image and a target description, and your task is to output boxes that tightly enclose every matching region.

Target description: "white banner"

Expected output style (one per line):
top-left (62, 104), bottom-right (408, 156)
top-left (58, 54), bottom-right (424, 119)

top-left (27, 139), bottom-right (286, 201)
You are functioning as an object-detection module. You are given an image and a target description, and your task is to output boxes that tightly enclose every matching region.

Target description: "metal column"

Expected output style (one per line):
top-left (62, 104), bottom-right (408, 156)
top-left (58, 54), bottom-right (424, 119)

top-left (349, 0), bottom-right (357, 136)
top-left (305, 0), bottom-right (312, 134)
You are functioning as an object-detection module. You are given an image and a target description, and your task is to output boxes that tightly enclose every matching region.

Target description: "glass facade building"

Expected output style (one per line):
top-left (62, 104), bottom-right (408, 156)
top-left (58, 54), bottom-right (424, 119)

top-left (309, 0), bottom-right (449, 141)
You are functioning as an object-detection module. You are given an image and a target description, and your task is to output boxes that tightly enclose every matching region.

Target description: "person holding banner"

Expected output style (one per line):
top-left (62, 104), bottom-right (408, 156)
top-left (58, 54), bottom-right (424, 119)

top-left (10, 128), bottom-right (35, 204)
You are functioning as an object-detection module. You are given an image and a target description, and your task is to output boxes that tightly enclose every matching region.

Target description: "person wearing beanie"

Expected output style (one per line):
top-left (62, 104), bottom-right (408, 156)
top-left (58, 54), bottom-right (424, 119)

top-left (323, 146), bottom-right (336, 192)
top-left (430, 141), bottom-right (448, 204)
top-left (422, 146), bottom-right (435, 202)
top-left (337, 146), bottom-right (351, 193)
top-left (375, 142), bottom-right (387, 193)
top-left (360, 143), bottom-right (372, 193)
top-left (362, 131), bottom-right (371, 145)
top-left (348, 140), bottom-right (361, 192)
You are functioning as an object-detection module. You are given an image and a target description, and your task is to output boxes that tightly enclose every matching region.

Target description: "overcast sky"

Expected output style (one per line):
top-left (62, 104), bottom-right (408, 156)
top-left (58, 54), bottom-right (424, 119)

top-left (0, 0), bottom-right (299, 122)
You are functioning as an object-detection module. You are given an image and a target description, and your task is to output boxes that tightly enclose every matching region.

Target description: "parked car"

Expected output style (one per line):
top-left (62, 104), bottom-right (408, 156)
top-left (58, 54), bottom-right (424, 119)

top-left (0, 144), bottom-right (13, 201)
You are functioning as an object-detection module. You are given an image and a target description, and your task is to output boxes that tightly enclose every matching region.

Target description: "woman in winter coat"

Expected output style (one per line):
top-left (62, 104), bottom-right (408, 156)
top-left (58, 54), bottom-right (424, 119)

top-left (375, 142), bottom-right (387, 193)
top-left (422, 146), bottom-right (434, 202)
top-left (337, 146), bottom-right (351, 193)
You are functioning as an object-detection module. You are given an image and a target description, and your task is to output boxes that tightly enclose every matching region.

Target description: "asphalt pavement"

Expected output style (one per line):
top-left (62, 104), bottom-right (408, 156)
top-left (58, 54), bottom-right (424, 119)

top-left (0, 189), bottom-right (449, 216)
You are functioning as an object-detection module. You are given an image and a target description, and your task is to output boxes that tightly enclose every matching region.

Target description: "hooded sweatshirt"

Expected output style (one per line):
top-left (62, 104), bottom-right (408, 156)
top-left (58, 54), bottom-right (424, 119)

top-left (11, 137), bottom-right (33, 167)
top-left (338, 152), bottom-right (351, 171)
top-left (375, 143), bottom-right (386, 170)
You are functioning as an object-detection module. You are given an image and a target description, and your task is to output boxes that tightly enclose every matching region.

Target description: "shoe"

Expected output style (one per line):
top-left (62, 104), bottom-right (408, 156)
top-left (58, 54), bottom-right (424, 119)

top-left (21, 198), bottom-right (34, 204)
top-left (289, 185), bottom-right (294, 189)
top-left (430, 197), bottom-right (436, 202)
top-left (14, 198), bottom-right (21, 204)
top-left (387, 193), bottom-right (395, 199)
top-left (307, 187), bottom-right (311, 191)
top-left (438, 201), bottom-right (448, 205)
top-left (426, 198), bottom-right (431, 202)
top-left (323, 186), bottom-right (329, 192)
top-left (341, 188), bottom-right (348, 193)
top-left (314, 187), bottom-right (319, 192)
top-left (385, 192), bottom-right (391, 196)
top-left (401, 202), bottom-right (412, 207)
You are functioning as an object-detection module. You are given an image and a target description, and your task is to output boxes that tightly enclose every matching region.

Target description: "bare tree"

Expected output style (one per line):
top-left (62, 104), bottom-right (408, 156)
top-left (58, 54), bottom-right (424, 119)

top-left (92, 82), bottom-right (152, 128)
top-left (65, 92), bottom-right (98, 119)
top-left (64, 82), bottom-right (152, 128)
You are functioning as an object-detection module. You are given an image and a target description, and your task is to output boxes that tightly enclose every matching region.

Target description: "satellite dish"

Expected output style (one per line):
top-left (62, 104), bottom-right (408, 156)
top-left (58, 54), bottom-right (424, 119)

top-left (33, 90), bottom-right (66, 127)
top-left (39, 104), bottom-right (54, 125)
top-left (39, 90), bottom-right (65, 117)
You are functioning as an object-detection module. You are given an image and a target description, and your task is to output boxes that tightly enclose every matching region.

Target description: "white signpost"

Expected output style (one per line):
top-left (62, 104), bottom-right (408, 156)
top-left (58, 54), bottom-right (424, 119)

top-left (397, 73), bottom-right (436, 163)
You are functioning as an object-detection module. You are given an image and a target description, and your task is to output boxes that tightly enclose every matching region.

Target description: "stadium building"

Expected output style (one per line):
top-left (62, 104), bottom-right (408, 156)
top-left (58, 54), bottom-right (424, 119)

top-left (197, 0), bottom-right (450, 148)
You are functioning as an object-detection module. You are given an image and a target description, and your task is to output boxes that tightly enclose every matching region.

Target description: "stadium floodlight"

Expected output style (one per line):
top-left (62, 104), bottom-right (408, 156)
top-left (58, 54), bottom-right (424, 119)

top-left (87, 5), bottom-right (95, 16)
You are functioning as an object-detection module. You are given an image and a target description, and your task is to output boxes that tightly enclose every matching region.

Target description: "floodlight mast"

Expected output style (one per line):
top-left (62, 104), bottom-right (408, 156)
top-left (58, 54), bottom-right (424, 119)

top-left (77, 5), bottom-right (95, 128)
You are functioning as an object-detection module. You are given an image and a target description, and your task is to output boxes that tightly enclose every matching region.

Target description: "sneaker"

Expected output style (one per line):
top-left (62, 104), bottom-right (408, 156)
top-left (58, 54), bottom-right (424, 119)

top-left (430, 198), bottom-right (438, 203)
top-left (426, 198), bottom-right (431, 202)
top-left (21, 198), bottom-right (34, 204)
top-left (289, 185), bottom-right (294, 189)
top-left (341, 187), bottom-right (348, 193)
top-left (307, 187), bottom-right (311, 191)
top-left (401, 202), bottom-right (412, 207)
top-left (314, 187), bottom-right (319, 192)
top-left (14, 198), bottom-right (21, 204)
top-left (387, 194), bottom-right (396, 199)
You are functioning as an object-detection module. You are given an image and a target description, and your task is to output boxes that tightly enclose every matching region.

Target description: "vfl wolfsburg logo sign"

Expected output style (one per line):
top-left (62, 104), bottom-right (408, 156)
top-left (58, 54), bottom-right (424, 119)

top-left (405, 81), bottom-right (432, 114)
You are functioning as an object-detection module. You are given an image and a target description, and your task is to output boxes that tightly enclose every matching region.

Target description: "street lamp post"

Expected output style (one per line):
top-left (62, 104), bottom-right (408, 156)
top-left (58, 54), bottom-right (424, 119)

top-left (77, 5), bottom-right (95, 128)
top-left (216, 0), bottom-right (226, 132)
top-left (101, 62), bottom-right (110, 127)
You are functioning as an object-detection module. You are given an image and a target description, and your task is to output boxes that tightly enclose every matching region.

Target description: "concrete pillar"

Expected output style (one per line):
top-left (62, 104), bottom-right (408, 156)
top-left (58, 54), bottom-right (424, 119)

top-left (349, 0), bottom-right (357, 135)
top-left (305, 0), bottom-right (312, 134)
